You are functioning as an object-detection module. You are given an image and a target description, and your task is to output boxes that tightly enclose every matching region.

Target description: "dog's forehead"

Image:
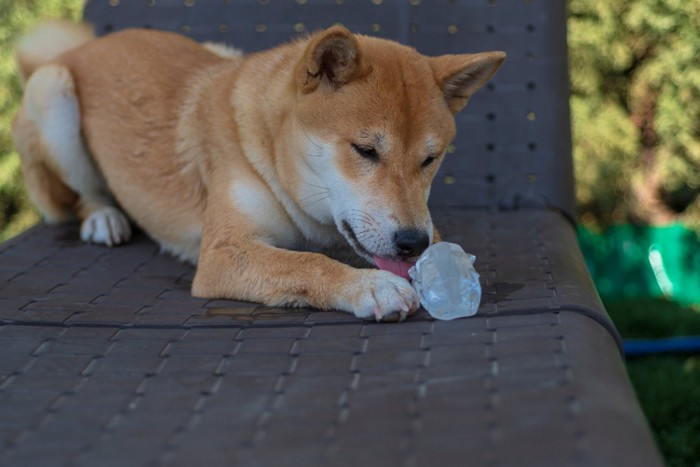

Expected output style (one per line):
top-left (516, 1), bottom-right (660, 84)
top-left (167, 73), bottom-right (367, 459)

top-left (356, 128), bottom-right (440, 153)
top-left (355, 43), bottom-right (453, 143)
top-left (299, 36), bottom-right (457, 146)
top-left (350, 78), bottom-right (453, 151)
top-left (364, 51), bottom-right (434, 93)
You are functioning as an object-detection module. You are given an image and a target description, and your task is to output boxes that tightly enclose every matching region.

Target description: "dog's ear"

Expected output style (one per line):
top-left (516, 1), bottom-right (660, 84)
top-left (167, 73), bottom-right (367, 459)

top-left (297, 26), bottom-right (367, 93)
top-left (430, 51), bottom-right (506, 114)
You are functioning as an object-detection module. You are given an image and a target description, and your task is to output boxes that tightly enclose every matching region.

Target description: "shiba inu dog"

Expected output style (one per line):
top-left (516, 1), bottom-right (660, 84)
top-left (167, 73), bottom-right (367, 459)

top-left (12, 20), bottom-right (504, 321)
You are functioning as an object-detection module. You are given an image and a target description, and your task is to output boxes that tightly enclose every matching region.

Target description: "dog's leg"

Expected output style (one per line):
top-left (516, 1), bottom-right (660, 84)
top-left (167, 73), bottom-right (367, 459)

top-left (194, 239), bottom-right (419, 320)
top-left (192, 212), bottom-right (420, 321)
top-left (18, 64), bottom-right (131, 246)
top-left (12, 111), bottom-right (79, 224)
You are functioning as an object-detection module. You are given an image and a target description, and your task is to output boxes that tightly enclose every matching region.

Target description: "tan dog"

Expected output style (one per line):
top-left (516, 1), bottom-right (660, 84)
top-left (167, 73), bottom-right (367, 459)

top-left (13, 20), bottom-right (504, 321)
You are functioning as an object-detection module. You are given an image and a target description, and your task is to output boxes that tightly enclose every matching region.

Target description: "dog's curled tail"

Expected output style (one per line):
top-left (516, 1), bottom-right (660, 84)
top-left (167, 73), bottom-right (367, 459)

top-left (15, 19), bottom-right (94, 84)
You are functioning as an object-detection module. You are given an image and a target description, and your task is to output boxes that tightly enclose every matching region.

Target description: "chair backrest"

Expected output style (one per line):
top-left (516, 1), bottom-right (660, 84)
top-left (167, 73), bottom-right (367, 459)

top-left (83, 0), bottom-right (574, 220)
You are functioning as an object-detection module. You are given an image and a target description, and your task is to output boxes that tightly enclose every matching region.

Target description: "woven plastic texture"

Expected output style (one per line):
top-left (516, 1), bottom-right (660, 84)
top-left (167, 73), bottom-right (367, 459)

top-left (83, 0), bottom-right (575, 219)
top-left (0, 209), bottom-right (620, 345)
top-left (0, 213), bottom-right (661, 466)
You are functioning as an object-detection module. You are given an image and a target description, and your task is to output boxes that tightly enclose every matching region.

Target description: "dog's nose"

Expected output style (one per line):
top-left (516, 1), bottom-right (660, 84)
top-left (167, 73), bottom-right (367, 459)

top-left (394, 229), bottom-right (430, 258)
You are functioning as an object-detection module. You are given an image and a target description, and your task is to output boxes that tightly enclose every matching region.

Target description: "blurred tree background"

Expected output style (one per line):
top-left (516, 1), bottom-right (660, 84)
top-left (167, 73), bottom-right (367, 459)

top-left (0, 0), bottom-right (82, 242)
top-left (569, 0), bottom-right (700, 231)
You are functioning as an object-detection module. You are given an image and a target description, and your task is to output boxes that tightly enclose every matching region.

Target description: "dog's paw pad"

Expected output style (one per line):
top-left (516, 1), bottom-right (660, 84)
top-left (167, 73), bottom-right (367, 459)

top-left (80, 207), bottom-right (131, 247)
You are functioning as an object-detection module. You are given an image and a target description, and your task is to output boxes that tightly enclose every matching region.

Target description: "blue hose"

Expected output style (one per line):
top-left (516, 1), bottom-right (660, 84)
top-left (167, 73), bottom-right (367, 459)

top-left (624, 336), bottom-right (700, 357)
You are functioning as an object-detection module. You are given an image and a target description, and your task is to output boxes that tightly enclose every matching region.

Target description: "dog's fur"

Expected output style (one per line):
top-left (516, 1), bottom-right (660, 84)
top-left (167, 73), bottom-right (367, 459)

top-left (12, 20), bottom-right (504, 321)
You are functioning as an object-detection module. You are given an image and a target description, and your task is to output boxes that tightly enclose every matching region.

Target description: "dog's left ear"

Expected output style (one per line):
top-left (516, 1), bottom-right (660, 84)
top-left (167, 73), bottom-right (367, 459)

top-left (297, 26), bottom-right (368, 94)
top-left (430, 51), bottom-right (506, 114)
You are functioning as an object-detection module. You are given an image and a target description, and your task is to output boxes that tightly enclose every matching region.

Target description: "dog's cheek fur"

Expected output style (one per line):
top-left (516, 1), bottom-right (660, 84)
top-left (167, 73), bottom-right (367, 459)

top-left (230, 179), bottom-right (303, 249)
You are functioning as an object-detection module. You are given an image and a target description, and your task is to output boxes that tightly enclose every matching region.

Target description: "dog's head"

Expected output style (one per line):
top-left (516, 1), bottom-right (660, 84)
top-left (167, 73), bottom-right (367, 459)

top-left (293, 26), bottom-right (505, 266)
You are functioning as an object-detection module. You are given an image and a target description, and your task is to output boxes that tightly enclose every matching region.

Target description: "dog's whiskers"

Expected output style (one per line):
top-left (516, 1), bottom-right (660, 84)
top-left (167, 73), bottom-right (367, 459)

top-left (354, 228), bottom-right (376, 236)
top-left (303, 182), bottom-right (330, 191)
top-left (348, 212), bottom-right (375, 227)
top-left (351, 209), bottom-right (378, 225)
top-left (301, 128), bottom-right (324, 158)
top-left (351, 216), bottom-right (373, 226)
top-left (299, 190), bottom-right (329, 202)
top-left (301, 194), bottom-right (331, 208)
top-left (300, 183), bottom-right (332, 208)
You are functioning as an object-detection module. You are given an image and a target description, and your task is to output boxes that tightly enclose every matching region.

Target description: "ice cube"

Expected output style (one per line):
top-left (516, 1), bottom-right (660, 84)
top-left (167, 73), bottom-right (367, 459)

top-left (408, 242), bottom-right (481, 320)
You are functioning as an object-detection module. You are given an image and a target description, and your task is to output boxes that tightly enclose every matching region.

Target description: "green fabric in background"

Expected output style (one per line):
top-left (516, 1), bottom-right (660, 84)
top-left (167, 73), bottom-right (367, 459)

top-left (578, 224), bottom-right (700, 306)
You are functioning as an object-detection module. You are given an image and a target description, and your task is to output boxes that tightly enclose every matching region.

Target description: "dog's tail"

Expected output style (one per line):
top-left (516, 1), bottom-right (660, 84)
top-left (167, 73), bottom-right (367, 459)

top-left (15, 19), bottom-right (94, 84)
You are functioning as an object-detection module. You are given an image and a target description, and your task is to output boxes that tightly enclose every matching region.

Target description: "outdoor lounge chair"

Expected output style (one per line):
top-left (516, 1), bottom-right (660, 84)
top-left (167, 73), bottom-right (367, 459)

top-left (0, 1), bottom-right (663, 465)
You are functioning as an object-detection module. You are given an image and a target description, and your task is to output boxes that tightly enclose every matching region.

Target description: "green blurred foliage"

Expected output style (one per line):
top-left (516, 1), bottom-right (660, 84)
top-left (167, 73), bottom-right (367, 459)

top-left (569, 0), bottom-right (700, 230)
top-left (0, 0), bottom-right (82, 241)
top-left (0, 0), bottom-right (699, 241)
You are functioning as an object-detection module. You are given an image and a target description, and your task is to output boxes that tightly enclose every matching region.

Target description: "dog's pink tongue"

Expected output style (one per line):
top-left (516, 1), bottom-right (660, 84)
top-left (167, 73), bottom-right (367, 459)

top-left (373, 256), bottom-right (416, 280)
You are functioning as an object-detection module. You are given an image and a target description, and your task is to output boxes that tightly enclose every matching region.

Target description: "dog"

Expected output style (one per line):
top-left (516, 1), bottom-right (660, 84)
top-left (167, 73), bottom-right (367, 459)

top-left (12, 20), bottom-right (504, 321)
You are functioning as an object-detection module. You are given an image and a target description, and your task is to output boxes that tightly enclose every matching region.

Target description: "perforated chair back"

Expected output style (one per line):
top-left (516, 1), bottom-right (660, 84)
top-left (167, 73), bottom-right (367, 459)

top-left (83, 0), bottom-right (574, 219)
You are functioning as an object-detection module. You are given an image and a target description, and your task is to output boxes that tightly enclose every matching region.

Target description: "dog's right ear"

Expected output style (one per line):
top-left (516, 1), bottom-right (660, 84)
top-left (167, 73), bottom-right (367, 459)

top-left (297, 26), bottom-right (367, 94)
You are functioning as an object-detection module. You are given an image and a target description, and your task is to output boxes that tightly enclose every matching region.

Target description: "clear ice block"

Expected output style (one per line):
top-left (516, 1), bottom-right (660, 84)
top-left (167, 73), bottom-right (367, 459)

top-left (408, 242), bottom-right (481, 320)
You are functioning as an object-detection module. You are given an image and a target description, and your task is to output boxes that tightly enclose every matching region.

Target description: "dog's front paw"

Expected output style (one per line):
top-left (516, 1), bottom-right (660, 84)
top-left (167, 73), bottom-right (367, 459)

top-left (341, 270), bottom-right (420, 322)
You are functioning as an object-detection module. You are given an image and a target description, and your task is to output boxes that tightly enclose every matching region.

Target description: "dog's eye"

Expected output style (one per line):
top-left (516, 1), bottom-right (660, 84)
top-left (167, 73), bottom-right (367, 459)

top-left (421, 156), bottom-right (437, 168)
top-left (351, 143), bottom-right (379, 162)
